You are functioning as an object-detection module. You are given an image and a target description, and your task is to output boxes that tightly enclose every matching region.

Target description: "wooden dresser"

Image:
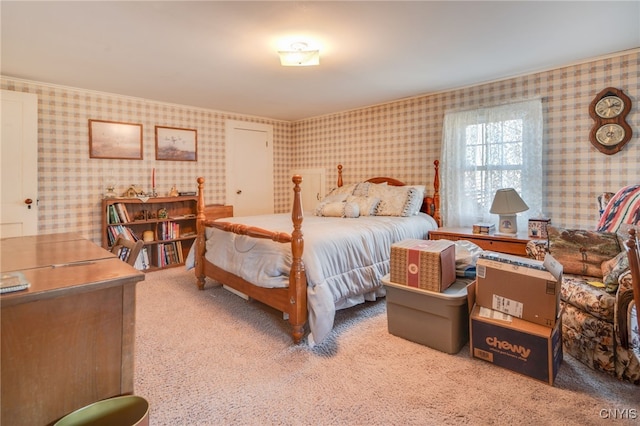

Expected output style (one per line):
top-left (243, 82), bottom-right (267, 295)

top-left (429, 227), bottom-right (530, 257)
top-left (0, 233), bottom-right (145, 426)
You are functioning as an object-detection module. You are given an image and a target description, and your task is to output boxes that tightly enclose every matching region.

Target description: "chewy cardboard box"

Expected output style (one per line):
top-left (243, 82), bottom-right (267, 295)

top-left (390, 239), bottom-right (456, 292)
top-left (383, 275), bottom-right (473, 354)
top-left (469, 304), bottom-right (563, 385)
top-left (475, 252), bottom-right (563, 327)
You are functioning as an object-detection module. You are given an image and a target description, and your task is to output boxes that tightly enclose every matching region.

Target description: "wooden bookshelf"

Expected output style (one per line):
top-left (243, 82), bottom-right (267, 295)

top-left (102, 196), bottom-right (203, 272)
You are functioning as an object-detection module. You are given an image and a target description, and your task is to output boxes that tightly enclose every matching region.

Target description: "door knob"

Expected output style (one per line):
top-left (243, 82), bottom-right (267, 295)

top-left (25, 198), bottom-right (33, 209)
top-left (236, 190), bottom-right (242, 195)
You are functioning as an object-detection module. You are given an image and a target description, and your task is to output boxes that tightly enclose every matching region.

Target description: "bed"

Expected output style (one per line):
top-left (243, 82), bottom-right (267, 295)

top-left (193, 161), bottom-right (442, 345)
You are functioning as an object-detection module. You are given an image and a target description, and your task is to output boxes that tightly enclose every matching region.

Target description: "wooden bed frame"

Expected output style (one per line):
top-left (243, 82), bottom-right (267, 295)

top-left (194, 160), bottom-right (441, 343)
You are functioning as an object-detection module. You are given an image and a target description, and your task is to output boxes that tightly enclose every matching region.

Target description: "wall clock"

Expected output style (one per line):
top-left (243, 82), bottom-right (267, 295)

top-left (589, 87), bottom-right (632, 155)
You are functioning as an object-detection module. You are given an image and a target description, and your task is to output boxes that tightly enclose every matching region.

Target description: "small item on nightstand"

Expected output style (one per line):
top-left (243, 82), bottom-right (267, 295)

top-left (528, 217), bottom-right (551, 238)
top-left (472, 223), bottom-right (495, 235)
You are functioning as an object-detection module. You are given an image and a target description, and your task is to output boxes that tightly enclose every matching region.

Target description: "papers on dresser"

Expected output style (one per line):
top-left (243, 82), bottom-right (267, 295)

top-left (0, 271), bottom-right (30, 294)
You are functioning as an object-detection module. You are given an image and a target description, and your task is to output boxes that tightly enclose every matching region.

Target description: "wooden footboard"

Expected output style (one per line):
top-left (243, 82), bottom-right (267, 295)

top-left (194, 161), bottom-right (441, 344)
top-left (195, 176), bottom-right (307, 343)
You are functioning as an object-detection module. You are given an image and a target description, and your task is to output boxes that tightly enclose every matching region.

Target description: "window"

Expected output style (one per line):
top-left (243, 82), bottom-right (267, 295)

top-left (441, 99), bottom-right (543, 229)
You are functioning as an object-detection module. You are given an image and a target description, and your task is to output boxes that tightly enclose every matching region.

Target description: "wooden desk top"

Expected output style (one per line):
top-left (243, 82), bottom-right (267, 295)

top-left (1, 238), bottom-right (115, 272)
top-left (1, 258), bottom-right (144, 308)
top-left (0, 232), bottom-right (85, 245)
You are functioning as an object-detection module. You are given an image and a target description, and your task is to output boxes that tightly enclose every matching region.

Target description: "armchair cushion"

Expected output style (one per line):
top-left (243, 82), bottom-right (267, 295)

top-left (547, 226), bottom-right (620, 277)
top-left (561, 275), bottom-right (616, 323)
top-left (601, 251), bottom-right (630, 294)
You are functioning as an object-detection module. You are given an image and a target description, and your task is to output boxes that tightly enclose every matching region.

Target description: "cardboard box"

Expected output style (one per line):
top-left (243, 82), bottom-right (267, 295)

top-left (383, 275), bottom-right (472, 354)
top-left (475, 252), bottom-right (563, 327)
top-left (470, 304), bottom-right (563, 385)
top-left (390, 239), bottom-right (456, 292)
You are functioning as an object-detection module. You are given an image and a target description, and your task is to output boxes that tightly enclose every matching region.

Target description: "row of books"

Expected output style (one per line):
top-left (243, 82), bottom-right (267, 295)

top-left (107, 203), bottom-right (132, 224)
top-left (107, 225), bottom-right (139, 246)
top-left (134, 247), bottom-right (151, 270)
top-left (158, 221), bottom-right (180, 240)
top-left (157, 242), bottom-right (184, 267)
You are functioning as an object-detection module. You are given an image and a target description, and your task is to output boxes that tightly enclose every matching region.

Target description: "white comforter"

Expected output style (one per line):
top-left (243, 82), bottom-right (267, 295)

top-left (198, 212), bottom-right (438, 345)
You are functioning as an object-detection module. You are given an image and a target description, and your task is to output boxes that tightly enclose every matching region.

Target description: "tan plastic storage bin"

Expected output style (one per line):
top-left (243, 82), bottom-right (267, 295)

top-left (383, 275), bottom-right (472, 354)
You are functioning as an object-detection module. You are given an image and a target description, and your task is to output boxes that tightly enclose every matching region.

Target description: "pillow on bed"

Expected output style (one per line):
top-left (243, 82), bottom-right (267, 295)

top-left (314, 201), bottom-right (360, 218)
top-left (370, 185), bottom-right (424, 217)
top-left (320, 192), bottom-right (349, 203)
top-left (350, 181), bottom-right (370, 197)
top-left (346, 195), bottom-right (380, 216)
top-left (323, 183), bottom-right (357, 201)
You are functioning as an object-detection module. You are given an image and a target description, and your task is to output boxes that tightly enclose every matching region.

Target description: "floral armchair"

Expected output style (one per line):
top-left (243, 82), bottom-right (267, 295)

top-left (527, 184), bottom-right (640, 384)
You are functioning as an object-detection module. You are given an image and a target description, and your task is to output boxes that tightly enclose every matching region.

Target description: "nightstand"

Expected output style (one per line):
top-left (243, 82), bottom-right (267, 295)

top-left (429, 227), bottom-right (530, 257)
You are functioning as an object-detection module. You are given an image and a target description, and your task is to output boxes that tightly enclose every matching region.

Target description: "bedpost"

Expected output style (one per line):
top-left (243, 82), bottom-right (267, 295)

top-left (433, 160), bottom-right (441, 226)
top-left (337, 164), bottom-right (343, 187)
top-left (195, 177), bottom-right (206, 290)
top-left (289, 175), bottom-right (307, 343)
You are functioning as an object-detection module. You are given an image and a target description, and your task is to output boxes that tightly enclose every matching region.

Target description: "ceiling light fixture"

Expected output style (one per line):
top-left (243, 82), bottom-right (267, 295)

top-left (278, 42), bottom-right (319, 67)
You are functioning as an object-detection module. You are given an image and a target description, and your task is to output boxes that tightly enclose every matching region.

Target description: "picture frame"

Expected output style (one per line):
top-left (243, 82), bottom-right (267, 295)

top-left (89, 119), bottom-right (143, 160)
top-left (155, 126), bottom-right (197, 161)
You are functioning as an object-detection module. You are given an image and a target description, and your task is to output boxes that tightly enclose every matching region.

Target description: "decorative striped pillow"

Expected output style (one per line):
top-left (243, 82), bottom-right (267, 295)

top-left (597, 184), bottom-right (640, 233)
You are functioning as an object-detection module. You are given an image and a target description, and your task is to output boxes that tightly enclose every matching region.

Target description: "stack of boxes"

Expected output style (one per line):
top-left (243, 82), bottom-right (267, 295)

top-left (383, 239), bottom-right (472, 354)
top-left (383, 237), bottom-right (564, 385)
top-left (469, 252), bottom-right (564, 385)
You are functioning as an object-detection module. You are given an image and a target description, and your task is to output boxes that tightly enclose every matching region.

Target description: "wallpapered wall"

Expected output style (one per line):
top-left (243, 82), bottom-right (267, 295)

top-left (1, 50), bottom-right (638, 245)
top-left (293, 50), bottom-right (639, 230)
top-left (0, 78), bottom-right (293, 245)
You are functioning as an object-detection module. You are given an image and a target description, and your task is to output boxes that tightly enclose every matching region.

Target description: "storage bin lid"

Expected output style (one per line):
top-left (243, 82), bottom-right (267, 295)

top-left (382, 274), bottom-right (472, 300)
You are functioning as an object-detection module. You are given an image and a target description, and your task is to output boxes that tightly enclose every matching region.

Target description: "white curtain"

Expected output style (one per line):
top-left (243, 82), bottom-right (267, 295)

top-left (441, 99), bottom-right (543, 230)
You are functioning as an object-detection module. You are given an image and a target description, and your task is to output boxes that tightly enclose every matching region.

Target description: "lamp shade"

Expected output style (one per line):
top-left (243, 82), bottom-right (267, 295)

top-left (490, 188), bottom-right (529, 214)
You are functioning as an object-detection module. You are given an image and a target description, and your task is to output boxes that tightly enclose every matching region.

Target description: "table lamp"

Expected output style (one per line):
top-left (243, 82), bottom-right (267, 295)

top-left (490, 188), bottom-right (529, 235)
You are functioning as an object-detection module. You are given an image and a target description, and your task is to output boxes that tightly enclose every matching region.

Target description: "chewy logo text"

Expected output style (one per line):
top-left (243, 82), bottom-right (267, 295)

top-left (485, 337), bottom-right (531, 359)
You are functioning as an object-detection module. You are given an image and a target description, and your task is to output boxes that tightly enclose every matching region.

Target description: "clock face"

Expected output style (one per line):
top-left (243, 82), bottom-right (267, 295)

top-left (595, 95), bottom-right (625, 118)
top-left (595, 123), bottom-right (625, 146)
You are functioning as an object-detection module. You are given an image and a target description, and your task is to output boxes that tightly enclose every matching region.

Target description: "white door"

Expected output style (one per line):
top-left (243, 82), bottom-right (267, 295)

top-left (225, 120), bottom-right (274, 216)
top-left (290, 168), bottom-right (325, 213)
top-left (1, 90), bottom-right (38, 238)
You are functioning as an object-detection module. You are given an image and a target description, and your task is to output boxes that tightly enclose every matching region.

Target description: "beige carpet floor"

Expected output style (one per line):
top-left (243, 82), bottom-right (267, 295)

top-left (134, 267), bottom-right (639, 425)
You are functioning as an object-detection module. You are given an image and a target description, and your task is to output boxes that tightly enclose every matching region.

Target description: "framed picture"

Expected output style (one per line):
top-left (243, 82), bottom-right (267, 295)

top-left (155, 126), bottom-right (197, 161)
top-left (89, 119), bottom-right (143, 160)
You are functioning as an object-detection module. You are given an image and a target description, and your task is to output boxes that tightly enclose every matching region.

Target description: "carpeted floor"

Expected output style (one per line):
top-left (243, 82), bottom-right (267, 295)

top-left (134, 267), bottom-right (639, 425)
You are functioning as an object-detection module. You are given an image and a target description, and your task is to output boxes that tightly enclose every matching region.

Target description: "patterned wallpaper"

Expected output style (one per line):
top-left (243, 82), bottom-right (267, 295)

top-left (1, 50), bottom-right (638, 245)
top-left (0, 78), bottom-right (292, 245)
top-left (293, 50), bottom-right (639, 230)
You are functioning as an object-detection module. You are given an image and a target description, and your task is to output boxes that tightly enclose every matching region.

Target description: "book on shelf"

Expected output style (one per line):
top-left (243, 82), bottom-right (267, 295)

top-left (114, 203), bottom-right (131, 223)
top-left (134, 247), bottom-right (150, 271)
top-left (1, 271), bottom-right (31, 294)
top-left (107, 225), bottom-right (139, 246)
top-left (472, 223), bottom-right (495, 234)
top-left (106, 203), bottom-right (133, 224)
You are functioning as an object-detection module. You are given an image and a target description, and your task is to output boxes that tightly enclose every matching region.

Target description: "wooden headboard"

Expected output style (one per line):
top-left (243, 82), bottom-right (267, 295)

top-left (335, 160), bottom-right (441, 226)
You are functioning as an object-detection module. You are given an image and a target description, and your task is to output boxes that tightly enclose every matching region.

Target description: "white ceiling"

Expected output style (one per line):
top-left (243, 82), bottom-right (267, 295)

top-left (2, 1), bottom-right (639, 121)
